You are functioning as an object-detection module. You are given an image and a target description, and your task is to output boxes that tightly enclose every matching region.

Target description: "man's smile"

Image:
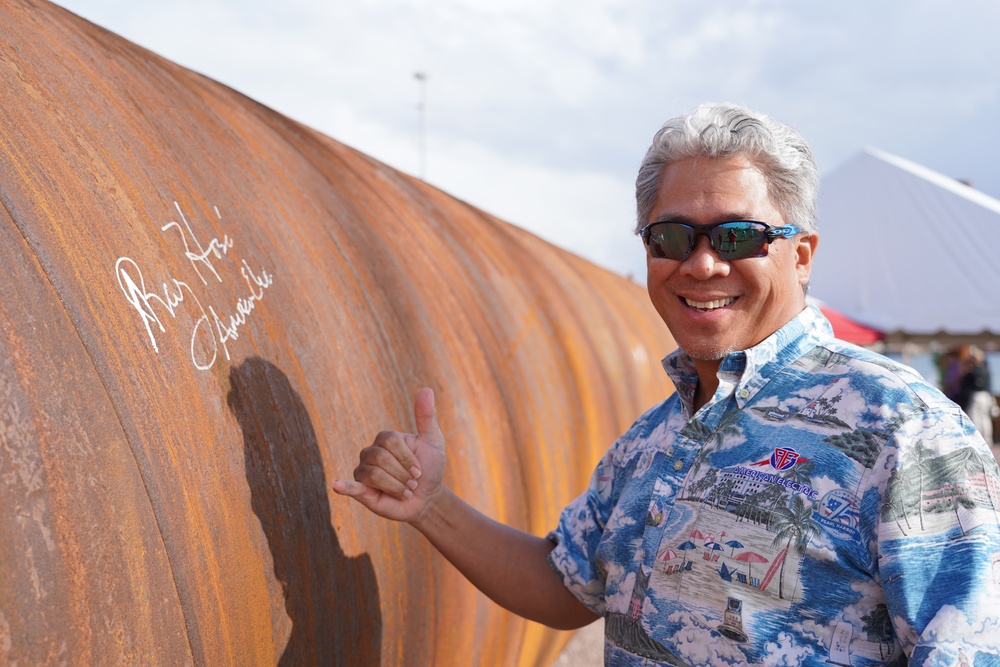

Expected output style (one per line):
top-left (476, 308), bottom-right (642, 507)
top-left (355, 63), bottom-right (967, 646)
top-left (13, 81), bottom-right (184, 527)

top-left (682, 296), bottom-right (737, 312)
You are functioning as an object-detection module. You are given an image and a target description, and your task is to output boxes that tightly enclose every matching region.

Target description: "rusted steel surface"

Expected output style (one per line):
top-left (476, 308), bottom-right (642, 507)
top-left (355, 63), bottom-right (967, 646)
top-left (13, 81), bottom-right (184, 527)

top-left (0, 1), bottom-right (675, 665)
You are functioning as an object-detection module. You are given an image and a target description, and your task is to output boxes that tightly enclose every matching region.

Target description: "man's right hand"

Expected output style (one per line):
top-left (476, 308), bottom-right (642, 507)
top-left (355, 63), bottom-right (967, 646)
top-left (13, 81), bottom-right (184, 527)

top-left (333, 387), bottom-right (446, 524)
top-left (333, 387), bottom-right (598, 630)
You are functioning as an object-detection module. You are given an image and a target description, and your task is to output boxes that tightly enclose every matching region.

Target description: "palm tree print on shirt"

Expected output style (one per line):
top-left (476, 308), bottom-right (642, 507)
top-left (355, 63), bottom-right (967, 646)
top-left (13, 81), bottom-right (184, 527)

top-left (861, 603), bottom-right (894, 659)
top-left (768, 495), bottom-right (821, 600)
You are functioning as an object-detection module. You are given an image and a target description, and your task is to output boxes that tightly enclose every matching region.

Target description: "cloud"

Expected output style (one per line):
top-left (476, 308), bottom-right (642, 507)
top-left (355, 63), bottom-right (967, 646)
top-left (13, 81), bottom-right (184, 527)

top-left (761, 632), bottom-right (815, 667)
top-left (54, 0), bottom-right (1000, 281)
top-left (661, 608), bottom-right (750, 666)
top-left (804, 535), bottom-right (837, 563)
top-left (792, 617), bottom-right (832, 646)
top-left (850, 578), bottom-right (883, 602)
top-left (841, 579), bottom-right (884, 626)
top-left (921, 599), bottom-right (1000, 654)
top-left (603, 566), bottom-right (635, 614)
top-left (809, 474), bottom-right (842, 500)
top-left (605, 511), bottom-right (638, 532)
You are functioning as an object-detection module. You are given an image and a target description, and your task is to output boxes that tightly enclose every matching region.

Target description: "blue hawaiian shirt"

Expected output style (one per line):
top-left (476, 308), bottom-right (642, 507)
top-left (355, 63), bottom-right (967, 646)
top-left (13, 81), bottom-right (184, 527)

top-left (548, 306), bottom-right (1000, 666)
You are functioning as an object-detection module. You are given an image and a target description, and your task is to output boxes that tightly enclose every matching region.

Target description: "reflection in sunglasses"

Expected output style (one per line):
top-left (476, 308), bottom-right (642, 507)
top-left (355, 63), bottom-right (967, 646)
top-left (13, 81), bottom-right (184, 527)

top-left (641, 220), bottom-right (803, 261)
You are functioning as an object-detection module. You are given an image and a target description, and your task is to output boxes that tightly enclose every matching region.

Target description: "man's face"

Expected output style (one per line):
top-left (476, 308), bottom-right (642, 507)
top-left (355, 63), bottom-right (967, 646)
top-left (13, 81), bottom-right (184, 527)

top-left (645, 155), bottom-right (818, 364)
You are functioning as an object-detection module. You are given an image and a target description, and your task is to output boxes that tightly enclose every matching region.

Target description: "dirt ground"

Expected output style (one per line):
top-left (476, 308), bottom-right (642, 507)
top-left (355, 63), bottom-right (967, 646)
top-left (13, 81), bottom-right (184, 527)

top-left (552, 618), bottom-right (604, 667)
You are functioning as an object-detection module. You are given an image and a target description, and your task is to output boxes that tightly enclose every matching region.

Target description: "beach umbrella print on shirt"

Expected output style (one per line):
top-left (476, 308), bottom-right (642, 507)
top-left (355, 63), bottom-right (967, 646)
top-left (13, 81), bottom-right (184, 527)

top-left (657, 548), bottom-right (678, 563)
top-left (676, 540), bottom-right (697, 567)
top-left (734, 551), bottom-right (769, 582)
top-left (657, 548), bottom-right (679, 571)
top-left (725, 540), bottom-right (745, 557)
top-left (703, 541), bottom-right (725, 559)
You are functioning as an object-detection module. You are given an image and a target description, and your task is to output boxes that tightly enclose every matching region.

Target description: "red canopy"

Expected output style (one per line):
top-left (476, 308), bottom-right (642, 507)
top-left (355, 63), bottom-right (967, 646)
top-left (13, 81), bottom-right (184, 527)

top-left (818, 305), bottom-right (885, 346)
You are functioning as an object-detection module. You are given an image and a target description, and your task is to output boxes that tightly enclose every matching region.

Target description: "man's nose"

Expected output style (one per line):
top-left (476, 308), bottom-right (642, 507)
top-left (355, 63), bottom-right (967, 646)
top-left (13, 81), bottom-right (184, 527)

top-left (679, 236), bottom-right (730, 280)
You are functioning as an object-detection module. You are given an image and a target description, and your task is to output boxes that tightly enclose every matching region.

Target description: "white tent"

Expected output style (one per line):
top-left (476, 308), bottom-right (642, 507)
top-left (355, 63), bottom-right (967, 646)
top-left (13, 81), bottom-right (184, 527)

top-left (810, 147), bottom-right (1000, 340)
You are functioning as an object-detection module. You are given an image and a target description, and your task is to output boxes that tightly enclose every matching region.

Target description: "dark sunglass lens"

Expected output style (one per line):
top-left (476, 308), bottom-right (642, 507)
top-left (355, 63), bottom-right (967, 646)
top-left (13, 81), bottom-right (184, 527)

top-left (648, 224), bottom-right (694, 260)
top-left (712, 222), bottom-right (768, 260)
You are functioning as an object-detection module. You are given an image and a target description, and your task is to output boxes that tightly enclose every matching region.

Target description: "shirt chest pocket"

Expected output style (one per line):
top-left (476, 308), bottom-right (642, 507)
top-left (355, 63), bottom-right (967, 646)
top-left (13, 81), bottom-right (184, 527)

top-left (593, 457), bottom-right (684, 586)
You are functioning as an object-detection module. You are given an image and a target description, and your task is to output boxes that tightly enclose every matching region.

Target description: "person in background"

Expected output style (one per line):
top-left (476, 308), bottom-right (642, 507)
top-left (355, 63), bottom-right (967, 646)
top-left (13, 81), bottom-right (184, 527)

top-left (937, 347), bottom-right (964, 404)
top-left (961, 346), bottom-right (998, 444)
top-left (335, 103), bottom-right (1000, 665)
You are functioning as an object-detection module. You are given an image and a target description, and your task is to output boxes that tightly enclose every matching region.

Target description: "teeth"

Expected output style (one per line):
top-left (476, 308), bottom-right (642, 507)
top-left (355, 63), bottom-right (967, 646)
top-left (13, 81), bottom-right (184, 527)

top-left (685, 297), bottom-right (736, 311)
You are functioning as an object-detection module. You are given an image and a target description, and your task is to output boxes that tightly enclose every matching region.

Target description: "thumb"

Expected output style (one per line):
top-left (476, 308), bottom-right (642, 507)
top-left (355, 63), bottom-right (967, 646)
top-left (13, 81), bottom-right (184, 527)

top-left (413, 387), bottom-right (443, 443)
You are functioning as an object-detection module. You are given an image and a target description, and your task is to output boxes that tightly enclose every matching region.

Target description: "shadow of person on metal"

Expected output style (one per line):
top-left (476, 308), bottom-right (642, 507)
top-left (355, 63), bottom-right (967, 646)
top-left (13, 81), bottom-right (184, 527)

top-left (228, 357), bottom-right (382, 666)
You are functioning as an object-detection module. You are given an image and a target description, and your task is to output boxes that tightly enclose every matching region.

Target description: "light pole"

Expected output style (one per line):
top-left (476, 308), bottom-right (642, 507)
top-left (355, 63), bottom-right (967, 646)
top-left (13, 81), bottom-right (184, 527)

top-left (414, 71), bottom-right (428, 180)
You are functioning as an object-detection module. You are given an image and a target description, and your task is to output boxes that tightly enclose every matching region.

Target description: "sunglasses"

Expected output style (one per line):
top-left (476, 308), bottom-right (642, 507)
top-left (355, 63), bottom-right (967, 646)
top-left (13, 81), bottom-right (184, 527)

top-left (640, 220), bottom-right (804, 261)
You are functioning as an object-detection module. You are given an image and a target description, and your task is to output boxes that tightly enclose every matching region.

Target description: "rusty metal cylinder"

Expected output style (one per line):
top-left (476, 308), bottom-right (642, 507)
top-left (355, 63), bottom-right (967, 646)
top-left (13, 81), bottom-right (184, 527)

top-left (0, 1), bottom-right (675, 664)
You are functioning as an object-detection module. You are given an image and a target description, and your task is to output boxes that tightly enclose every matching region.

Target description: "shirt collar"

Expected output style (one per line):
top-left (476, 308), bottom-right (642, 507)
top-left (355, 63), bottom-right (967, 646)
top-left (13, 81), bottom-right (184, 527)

top-left (662, 305), bottom-right (835, 415)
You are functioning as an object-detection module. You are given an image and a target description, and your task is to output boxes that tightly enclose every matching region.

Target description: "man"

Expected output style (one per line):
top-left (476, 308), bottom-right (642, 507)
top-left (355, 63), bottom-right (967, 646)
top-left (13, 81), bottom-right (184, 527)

top-left (334, 103), bottom-right (1000, 665)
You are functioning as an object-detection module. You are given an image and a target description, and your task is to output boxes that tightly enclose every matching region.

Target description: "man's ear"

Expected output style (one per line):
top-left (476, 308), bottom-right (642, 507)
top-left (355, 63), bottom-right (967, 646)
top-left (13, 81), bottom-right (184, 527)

top-left (795, 231), bottom-right (819, 286)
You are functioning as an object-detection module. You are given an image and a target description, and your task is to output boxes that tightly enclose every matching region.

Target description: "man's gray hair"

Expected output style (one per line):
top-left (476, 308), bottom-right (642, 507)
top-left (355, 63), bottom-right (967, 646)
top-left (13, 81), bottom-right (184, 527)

top-left (634, 103), bottom-right (819, 233)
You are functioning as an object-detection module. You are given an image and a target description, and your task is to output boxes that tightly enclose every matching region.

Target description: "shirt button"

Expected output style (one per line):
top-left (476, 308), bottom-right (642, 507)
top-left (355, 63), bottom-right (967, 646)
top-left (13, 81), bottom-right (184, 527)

top-left (738, 388), bottom-right (749, 399)
top-left (673, 460), bottom-right (684, 471)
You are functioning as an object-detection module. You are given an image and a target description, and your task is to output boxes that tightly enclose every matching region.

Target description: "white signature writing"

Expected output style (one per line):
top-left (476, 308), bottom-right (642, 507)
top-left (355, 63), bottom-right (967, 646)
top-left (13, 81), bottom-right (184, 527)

top-left (209, 259), bottom-right (274, 363)
top-left (115, 202), bottom-right (275, 371)
top-left (160, 202), bottom-right (233, 285)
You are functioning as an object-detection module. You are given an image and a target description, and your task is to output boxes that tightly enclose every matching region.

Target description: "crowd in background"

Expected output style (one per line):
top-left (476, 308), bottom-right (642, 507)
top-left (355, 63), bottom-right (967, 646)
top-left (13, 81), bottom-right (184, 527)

top-left (938, 345), bottom-right (1000, 444)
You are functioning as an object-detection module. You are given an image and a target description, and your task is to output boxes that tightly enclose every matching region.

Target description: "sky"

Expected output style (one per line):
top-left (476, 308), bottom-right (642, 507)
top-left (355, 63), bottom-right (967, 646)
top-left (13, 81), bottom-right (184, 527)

top-left (54, 0), bottom-right (1000, 283)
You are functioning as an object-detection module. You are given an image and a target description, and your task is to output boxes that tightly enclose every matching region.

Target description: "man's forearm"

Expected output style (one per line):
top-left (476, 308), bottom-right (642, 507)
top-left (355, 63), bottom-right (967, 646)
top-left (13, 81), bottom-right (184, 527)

top-left (411, 487), bottom-right (598, 630)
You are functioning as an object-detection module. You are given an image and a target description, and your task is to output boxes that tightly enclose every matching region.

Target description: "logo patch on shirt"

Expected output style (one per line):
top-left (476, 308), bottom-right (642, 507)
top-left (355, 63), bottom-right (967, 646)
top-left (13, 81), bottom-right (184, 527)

top-left (770, 447), bottom-right (799, 471)
top-left (815, 489), bottom-right (861, 540)
top-left (751, 447), bottom-right (811, 471)
top-left (731, 447), bottom-right (819, 500)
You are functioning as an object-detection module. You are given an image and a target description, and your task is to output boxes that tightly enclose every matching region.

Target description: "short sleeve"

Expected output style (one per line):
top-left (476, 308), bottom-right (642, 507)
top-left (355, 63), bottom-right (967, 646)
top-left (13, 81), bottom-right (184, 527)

top-left (546, 445), bottom-right (618, 616)
top-left (873, 402), bottom-right (1000, 663)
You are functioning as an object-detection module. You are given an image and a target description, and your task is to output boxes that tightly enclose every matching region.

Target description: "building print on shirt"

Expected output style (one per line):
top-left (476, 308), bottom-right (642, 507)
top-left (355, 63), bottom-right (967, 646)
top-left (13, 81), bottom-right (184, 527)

top-left (881, 441), bottom-right (1000, 538)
